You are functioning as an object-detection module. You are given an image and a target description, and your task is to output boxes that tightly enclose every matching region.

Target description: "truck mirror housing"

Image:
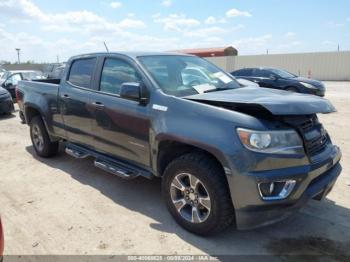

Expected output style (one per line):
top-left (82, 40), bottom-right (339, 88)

top-left (120, 82), bottom-right (148, 104)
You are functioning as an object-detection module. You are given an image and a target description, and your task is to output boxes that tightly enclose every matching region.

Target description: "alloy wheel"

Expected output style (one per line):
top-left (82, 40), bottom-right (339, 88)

top-left (170, 173), bottom-right (211, 223)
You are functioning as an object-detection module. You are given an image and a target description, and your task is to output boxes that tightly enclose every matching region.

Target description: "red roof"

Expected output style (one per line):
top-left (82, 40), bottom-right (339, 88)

top-left (172, 46), bottom-right (238, 57)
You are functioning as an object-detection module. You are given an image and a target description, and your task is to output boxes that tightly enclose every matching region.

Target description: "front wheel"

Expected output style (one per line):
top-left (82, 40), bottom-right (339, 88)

top-left (162, 153), bottom-right (235, 236)
top-left (30, 116), bottom-right (59, 158)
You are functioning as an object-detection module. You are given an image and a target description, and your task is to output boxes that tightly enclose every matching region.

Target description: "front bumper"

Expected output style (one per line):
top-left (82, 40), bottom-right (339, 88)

top-left (0, 95), bottom-right (14, 114)
top-left (227, 145), bottom-right (342, 230)
top-left (310, 88), bottom-right (325, 97)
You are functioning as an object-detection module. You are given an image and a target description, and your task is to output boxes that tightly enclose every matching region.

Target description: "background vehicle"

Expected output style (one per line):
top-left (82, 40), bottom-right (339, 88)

top-left (47, 65), bottom-right (66, 79)
top-left (1, 70), bottom-right (45, 98)
top-left (236, 78), bottom-right (259, 87)
top-left (0, 217), bottom-right (3, 261)
top-left (18, 52), bottom-right (341, 235)
top-left (0, 69), bottom-right (5, 78)
top-left (230, 67), bottom-right (326, 96)
top-left (0, 87), bottom-right (14, 115)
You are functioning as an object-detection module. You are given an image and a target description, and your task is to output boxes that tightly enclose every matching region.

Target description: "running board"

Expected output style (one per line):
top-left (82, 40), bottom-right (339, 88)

top-left (65, 147), bottom-right (89, 159)
top-left (94, 160), bottom-right (139, 180)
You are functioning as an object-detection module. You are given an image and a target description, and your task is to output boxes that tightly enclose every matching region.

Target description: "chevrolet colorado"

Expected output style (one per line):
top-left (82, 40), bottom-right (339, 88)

top-left (17, 52), bottom-right (342, 235)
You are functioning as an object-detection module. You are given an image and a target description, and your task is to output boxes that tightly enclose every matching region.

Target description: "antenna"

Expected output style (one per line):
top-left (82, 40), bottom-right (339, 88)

top-left (103, 41), bottom-right (110, 53)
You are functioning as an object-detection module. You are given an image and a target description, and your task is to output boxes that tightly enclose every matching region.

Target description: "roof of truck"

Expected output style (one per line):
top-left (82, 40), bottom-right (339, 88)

top-left (69, 51), bottom-right (193, 60)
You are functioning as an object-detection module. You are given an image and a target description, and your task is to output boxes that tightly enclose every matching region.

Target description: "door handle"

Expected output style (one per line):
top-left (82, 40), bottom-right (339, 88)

top-left (92, 102), bottom-right (105, 109)
top-left (62, 94), bottom-right (70, 99)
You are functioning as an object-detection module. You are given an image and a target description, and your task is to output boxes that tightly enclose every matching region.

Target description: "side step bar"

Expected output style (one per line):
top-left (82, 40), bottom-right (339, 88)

top-left (64, 143), bottom-right (152, 180)
top-left (65, 147), bottom-right (89, 159)
top-left (94, 160), bottom-right (138, 180)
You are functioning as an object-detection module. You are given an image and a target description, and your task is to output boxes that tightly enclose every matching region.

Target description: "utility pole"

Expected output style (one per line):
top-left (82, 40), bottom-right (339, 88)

top-left (15, 48), bottom-right (21, 64)
top-left (266, 49), bottom-right (269, 55)
top-left (337, 44), bottom-right (340, 52)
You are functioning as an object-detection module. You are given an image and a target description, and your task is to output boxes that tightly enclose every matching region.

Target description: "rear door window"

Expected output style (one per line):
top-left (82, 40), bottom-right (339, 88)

top-left (68, 58), bottom-right (96, 88)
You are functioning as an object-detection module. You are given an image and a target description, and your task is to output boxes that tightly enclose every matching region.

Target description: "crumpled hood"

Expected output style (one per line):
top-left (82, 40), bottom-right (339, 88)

top-left (184, 87), bottom-right (335, 115)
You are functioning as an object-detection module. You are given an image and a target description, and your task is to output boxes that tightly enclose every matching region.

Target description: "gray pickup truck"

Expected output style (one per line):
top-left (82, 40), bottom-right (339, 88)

top-left (17, 52), bottom-right (342, 235)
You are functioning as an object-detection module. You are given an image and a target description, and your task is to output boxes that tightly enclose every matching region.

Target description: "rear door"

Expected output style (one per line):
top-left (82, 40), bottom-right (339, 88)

top-left (59, 57), bottom-right (97, 147)
top-left (90, 55), bottom-right (151, 168)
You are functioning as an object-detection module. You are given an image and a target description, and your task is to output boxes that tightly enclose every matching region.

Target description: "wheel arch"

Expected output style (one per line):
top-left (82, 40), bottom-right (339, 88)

top-left (155, 137), bottom-right (231, 178)
top-left (24, 104), bottom-right (43, 124)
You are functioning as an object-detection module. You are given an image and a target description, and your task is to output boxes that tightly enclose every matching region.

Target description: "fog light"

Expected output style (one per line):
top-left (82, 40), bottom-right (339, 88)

top-left (258, 180), bottom-right (296, 201)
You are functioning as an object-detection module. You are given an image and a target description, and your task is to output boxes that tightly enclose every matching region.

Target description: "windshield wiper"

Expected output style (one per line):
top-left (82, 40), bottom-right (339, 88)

top-left (204, 87), bottom-right (234, 93)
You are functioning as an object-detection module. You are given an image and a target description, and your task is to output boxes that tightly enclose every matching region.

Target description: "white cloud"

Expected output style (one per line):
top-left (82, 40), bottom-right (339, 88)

top-left (205, 16), bottom-right (216, 25)
top-left (154, 14), bottom-right (200, 31)
top-left (231, 34), bottom-right (272, 54)
top-left (161, 0), bottom-right (172, 7)
top-left (184, 26), bottom-right (227, 37)
top-left (117, 18), bottom-right (146, 29)
top-left (284, 32), bottom-right (296, 38)
top-left (226, 8), bottom-right (252, 18)
top-left (230, 24), bottom-right (245, 31)
top-left (110, 2), bottom-right (122, 9)
top-left (204, 16), bottom-right (227, 25)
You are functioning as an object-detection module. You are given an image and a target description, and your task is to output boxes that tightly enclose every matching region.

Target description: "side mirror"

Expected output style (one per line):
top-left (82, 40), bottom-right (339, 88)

top-left (120, 82), bottom-right (148, 104)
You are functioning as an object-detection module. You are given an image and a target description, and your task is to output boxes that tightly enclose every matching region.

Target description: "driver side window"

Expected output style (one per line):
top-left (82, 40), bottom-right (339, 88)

top-left (100, 58), bottom-right (141, 95)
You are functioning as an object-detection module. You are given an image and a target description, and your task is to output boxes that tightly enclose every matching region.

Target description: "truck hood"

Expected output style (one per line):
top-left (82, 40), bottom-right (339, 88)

top-left (184, 87), bottom-right (335, 115)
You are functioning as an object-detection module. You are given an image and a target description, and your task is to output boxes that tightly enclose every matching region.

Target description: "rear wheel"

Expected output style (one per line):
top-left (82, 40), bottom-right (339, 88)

top-left (30, 116), bottom-right (59, 158)
top-left (162, 153), bottom-right (235, 236)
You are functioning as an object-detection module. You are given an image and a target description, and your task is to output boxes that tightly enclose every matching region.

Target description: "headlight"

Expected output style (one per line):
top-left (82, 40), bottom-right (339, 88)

top-left (237, 128), bottom-right (304, 154)
top-left (300, 82), bottom-right (317, 89)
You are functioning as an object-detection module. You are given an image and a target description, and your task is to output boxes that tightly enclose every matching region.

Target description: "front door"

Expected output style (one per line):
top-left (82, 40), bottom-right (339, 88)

top-left (90, 57), bottom-right (151, 168)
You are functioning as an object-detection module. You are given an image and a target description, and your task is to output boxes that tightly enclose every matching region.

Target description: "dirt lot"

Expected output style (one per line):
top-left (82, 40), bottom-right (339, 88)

top-left (1, 82), bottom-right (350, 257)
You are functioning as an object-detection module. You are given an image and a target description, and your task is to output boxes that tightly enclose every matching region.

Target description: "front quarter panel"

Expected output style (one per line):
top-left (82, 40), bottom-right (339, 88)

top-left (149, 90), bottom-right (268, 176)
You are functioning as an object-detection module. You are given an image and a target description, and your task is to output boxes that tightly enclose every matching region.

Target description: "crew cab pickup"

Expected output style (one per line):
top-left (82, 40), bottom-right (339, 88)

top-left (17, 52), bottom-right (342, 235)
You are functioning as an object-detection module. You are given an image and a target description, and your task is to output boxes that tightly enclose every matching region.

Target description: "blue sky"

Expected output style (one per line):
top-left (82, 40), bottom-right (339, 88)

top-left (0, 0), bottom-right (349, 62)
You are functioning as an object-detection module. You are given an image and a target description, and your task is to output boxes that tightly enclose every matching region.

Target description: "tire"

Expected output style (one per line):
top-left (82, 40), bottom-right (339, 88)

top-left (30, 116), bottom-right (59, 158)
top-left (285, 86), bottom-right (298, 93)
top-left (162, 153), bottom-right (235, 236)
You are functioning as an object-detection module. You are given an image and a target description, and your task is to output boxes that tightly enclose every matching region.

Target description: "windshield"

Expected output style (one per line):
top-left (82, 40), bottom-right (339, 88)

top-left (269, 68), bottom-right (296, 78)
top-left (138, 55), bottom-right (240, 97)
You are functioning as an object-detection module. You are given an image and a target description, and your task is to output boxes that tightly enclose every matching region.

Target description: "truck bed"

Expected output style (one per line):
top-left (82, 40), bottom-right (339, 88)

top-left (17, 80), bottom-right (62, 134)
top-left (18, 79), bottom-right (60, 96)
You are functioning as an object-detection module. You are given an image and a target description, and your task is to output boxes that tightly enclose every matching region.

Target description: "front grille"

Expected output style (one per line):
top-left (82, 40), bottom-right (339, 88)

top-left (283, 115), bottom-right (329, 157)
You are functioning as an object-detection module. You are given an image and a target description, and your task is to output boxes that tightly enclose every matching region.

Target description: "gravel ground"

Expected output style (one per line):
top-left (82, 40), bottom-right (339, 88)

top-left (0, 82), bottom-right (349, 257)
